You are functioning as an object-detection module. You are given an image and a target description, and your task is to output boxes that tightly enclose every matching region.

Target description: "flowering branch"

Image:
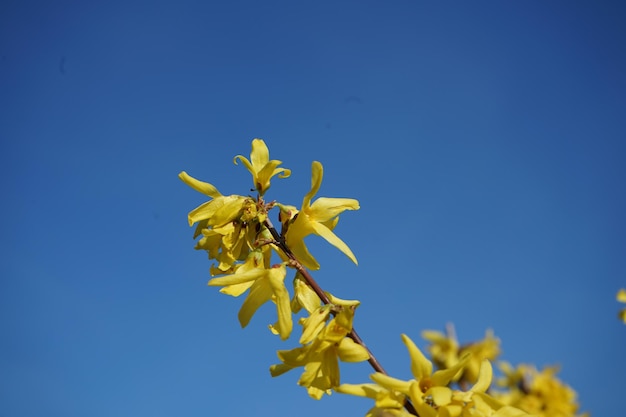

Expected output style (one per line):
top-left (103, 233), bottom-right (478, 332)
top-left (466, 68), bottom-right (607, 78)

top-left (180, 138), bottom-right (587, 417)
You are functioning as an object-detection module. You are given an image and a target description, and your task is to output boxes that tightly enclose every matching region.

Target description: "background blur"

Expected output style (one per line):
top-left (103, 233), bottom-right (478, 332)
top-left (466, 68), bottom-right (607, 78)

top-left (2, 1), bottom-right (625, 416)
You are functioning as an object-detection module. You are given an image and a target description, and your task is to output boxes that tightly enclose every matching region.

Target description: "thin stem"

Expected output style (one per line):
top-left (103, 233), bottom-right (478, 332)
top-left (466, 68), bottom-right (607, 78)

top-left (263, 217), bottom-right (418, 417)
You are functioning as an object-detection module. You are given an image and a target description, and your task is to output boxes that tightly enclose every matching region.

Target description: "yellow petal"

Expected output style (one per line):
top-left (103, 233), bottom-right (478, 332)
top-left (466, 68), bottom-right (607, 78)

top-left (238, 279), bottom-right (273, 328)
top-left (187, 195), bottom-right (244, 226)
top-left (300, 306), bottom-right (332, 344)
top-left (208, 267), bottom-right (265, 286)
top-left (233, 154), bottom-right (254, 175)
top-left (492, 406), bottom-right (532, 417)
top-left (337, 337), bottom-right (370, 362)
top-left (292, 275), bottom-right (321, 314)
top-left (401, 334), bottom-right (433, 380)
top-left (178, 171), bottom-right (222, 198)
top-left (287, 234), bottom-right (321, 270)
top-left (428, 386), bottom-right (452, 406)
top-left (618, 288), bottom-right (626, 303)
top-left (431, 353), bottom-right (470, 387)
top-left (308, 197), bottom-right (360, 222)
top-left (218, 281), bottom-right (254, 297)
top-left (326, 292), bottom-right (360, 307)
top-left (277, 345), bottom-right (310, 367)
top-left (269, 362), bottom-right (294, 377)
top-left (370, 373), bottom-right (412, 394)
top-left (299, 359), bottom-right (323, 387)
top-left (303, 161), bottom-right (324, 208)
top-left (470, 360), bottom-right (493, 394)
top-left (320, 348), bottom-right (341, 387)
top-left (206, 196), bottom-right (246, 227)
top-left (335, 383), bottom-right (382, 399)
top-left (250, 138), bottom-right (270, 169)
top-left (311, 221), bottom-right (358, 265)
top-left (439, 404), bottom-right (462, 417)
top-left (256, 160), bottom-right (283, 191)
top-left (268, 266), bottom-right (292, 340)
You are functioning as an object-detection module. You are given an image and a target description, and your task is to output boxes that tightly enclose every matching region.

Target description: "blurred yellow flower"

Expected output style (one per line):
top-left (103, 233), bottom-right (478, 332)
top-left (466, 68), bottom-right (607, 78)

top-left (422, 324), bottom-right (460, 373)
top-left (459, 329), bottom-right (501, 385)
top-left (617, 289), bottom-right (626, 323)
top-left (285, 161), bottom-right (359, 270)
top-left (494, 362), bottom-right (585, 417)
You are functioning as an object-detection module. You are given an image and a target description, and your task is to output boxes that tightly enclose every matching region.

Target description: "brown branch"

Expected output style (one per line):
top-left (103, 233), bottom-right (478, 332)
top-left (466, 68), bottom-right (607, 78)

top-left (263, 217), bottom-right (418, 416)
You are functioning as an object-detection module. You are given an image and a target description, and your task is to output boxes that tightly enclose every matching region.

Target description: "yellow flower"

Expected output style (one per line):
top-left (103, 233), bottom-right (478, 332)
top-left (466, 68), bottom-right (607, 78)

top-left (179, 171), bottom-right (249, 227)
top-left (270, 306), bottom-right (369, 399)
top-left (233, 138), bottom-right (291, 196)
top-left (285, 161), bottom-right (360, 270)
top-left (617, 289), bottom-right (626, 323)
top-left (422, 324), bottom-right (460, 373)
top-left (459, 329), bottom-right (501, 384)
top-left (208, 260), bottom-right (292, 340)
top-left (492, 363), bottom-right (584, 417)
top-left (179, 171), bottom-right (261, 271)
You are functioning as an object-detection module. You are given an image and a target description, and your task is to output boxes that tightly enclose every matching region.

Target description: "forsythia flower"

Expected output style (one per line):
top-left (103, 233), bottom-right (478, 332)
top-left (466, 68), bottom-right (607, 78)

top-left (460, 329), bottom-right (501, 385)
top-left (494, 363), bottom-right (586, 417)
top-left (617, 289), bottom-right (626, 323)
top-left (270, 305), bottom-right (369, 399)
top-left (422, 325), bottom-right (460, 373)
top-left (179, 171), bottom-right (259, 271)
top-left (285, 161), bottom-right (360, 270)
top-left (208, 258), bottom-right (292, 340)
top-left (423, 326), bottom-right (500, 386)
top-left (233, 138), bottom-right (291, 195)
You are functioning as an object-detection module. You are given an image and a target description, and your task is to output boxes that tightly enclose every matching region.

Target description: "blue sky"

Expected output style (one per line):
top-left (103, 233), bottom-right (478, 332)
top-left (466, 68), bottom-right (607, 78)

top-left (1, 1), bottom-right (625, 416)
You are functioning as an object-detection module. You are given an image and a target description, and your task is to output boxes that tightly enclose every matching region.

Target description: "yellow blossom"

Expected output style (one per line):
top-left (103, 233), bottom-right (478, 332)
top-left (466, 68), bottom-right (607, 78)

top-left (270, 306), bottom-right (369, 399)
top-left (493, 363), bottom-right (584, 417)
top-left (208, 260), bottom-right (292, 340)
top-left (617, 289), bottom-right (626, 323)
top-left (422, 324), bottom-right (460, 373)
top-left (233, 138), bottom-right (291, 195)
top-left (285, 161), bottom-right (360, 270)
top-left (459, 329), bottom-right (501, 385)
top-left (179, 171), bottom-right (263, 271)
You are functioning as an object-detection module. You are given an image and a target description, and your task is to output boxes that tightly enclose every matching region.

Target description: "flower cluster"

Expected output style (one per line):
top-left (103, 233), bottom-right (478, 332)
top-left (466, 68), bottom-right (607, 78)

top-left (337, 332), bottom-right (529, 417)
top-left (180, 139), bottom-right (589, 417)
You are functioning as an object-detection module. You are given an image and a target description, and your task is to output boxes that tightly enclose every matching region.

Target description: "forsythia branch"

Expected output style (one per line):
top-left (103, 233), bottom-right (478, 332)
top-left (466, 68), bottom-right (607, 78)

top-left (180, 138), bottom-right (590, 417)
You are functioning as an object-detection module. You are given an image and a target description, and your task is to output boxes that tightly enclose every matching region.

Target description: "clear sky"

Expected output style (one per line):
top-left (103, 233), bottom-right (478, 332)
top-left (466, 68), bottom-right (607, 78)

top-left (1, 1), bottom-right (625, 416)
